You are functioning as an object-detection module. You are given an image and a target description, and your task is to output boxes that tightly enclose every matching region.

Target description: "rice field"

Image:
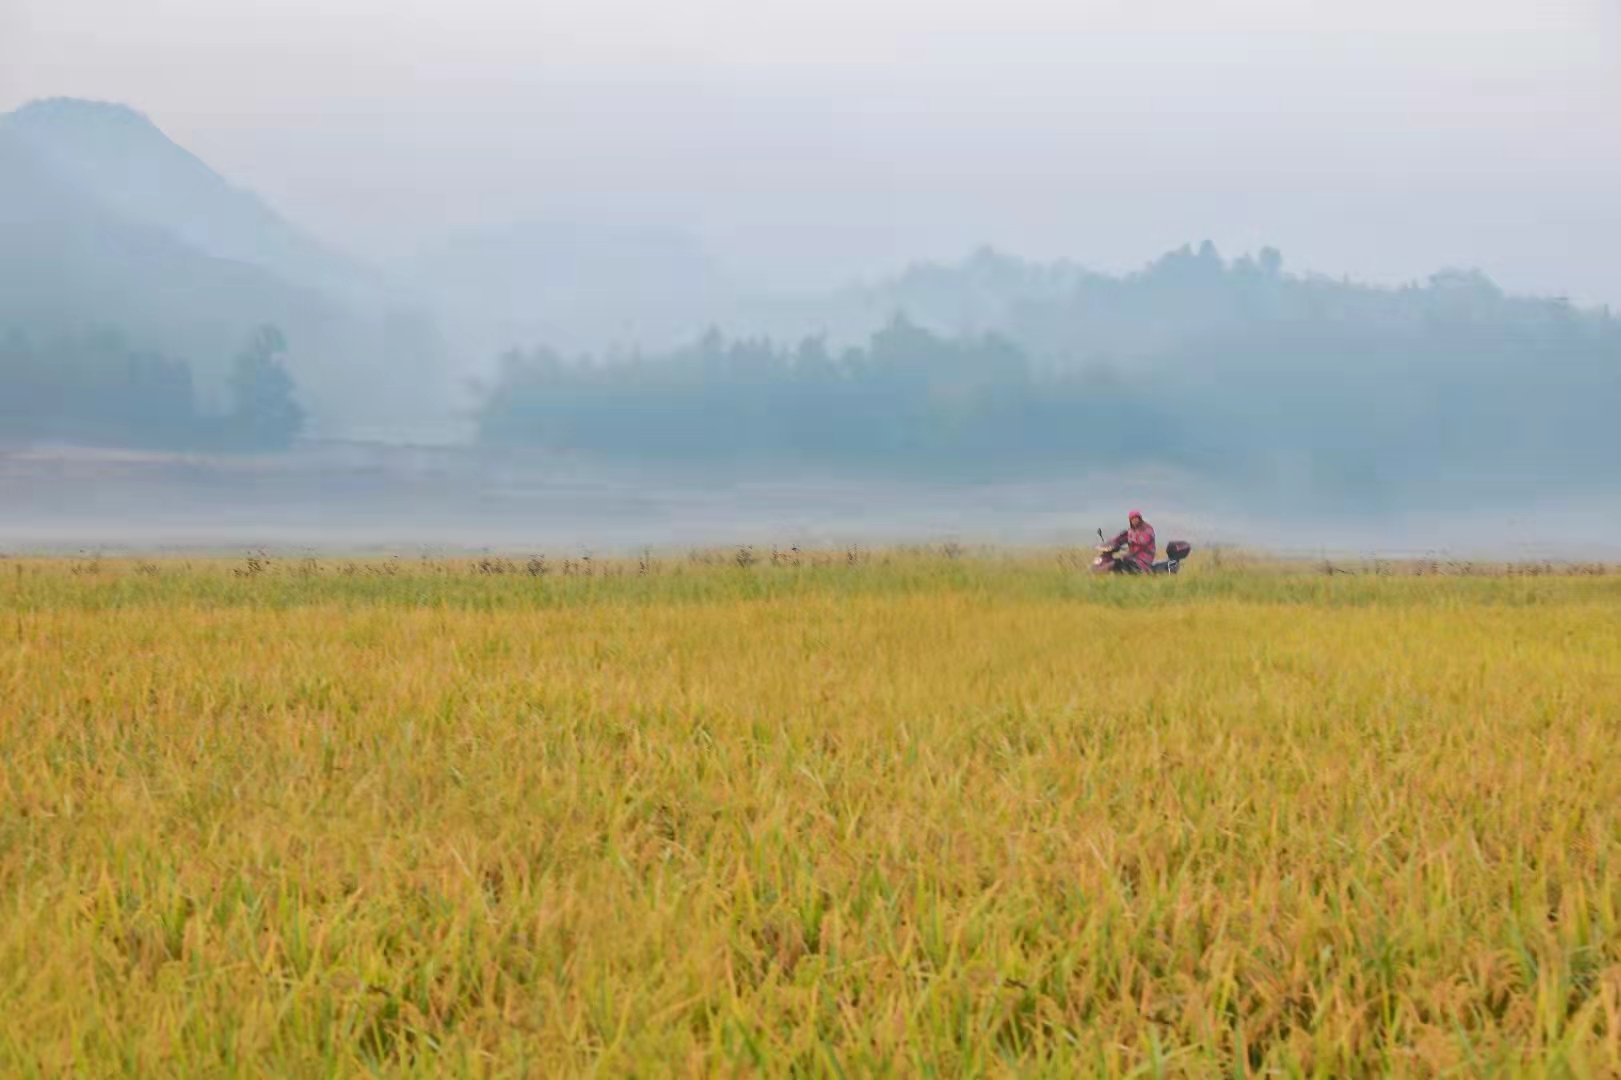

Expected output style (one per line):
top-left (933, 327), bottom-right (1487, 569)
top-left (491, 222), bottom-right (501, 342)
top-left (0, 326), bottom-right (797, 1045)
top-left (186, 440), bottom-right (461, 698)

top-left (1, 550), bottom-right (1618, 1077)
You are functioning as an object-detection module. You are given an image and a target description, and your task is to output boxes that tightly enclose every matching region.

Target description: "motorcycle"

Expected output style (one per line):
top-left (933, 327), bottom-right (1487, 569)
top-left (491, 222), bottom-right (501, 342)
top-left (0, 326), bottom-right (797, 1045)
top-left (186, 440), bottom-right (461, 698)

top-left (1091, 529), bottom-right (1193, 575)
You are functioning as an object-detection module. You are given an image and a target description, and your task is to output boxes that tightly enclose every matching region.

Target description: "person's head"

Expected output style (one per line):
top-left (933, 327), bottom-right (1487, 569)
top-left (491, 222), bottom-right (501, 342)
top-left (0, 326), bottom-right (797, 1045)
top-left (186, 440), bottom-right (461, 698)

top-left (1128, 509), bottom-right (1144, 528)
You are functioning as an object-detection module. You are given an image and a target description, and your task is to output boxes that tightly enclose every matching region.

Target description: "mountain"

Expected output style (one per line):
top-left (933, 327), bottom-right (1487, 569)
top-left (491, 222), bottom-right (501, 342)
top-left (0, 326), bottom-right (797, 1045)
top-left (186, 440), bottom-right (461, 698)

top-left (2, 99), bottom-right (380, 307)
top-left (0, 122), bottom-right (340, 410)
top-left (0, 99), bottom-right (459, 442)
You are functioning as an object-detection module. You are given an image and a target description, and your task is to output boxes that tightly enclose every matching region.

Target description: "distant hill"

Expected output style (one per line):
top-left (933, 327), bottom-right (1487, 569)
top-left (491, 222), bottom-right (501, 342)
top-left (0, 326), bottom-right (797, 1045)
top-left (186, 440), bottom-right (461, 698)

top-left (0, 99), bottom-right (458, 441)
top-left (3, 99), bottom-right (379, 305)
top-left (480, 242), bottom-right (1621, 509)
top-left (730, 242), bottom-right (1604, 367)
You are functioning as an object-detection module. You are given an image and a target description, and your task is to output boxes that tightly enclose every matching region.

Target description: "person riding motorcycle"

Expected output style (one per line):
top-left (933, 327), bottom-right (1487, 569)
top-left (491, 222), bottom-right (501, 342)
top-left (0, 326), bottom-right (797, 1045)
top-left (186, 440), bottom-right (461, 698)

top-left (1104, 510), bottom-right (1157, 574)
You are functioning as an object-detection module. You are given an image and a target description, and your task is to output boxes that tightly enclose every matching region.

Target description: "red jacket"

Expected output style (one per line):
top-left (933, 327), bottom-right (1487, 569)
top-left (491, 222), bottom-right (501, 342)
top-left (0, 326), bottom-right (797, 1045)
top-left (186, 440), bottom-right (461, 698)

top-left (1109, 522), bottom-right (1156, 570)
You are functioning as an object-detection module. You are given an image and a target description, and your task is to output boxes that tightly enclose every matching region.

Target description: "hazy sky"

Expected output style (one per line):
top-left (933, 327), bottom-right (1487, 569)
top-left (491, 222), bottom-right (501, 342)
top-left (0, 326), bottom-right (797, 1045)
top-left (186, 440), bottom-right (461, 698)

top-left (4, 0), bottom-right (1618, 298)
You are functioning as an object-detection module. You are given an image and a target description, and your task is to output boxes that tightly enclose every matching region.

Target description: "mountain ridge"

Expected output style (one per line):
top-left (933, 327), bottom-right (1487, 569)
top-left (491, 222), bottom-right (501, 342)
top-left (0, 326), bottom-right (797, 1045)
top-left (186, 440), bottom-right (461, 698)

top-left (0, 97), bottom-right (460, 441)
top-left (2, 97), bottom-right (383, 304)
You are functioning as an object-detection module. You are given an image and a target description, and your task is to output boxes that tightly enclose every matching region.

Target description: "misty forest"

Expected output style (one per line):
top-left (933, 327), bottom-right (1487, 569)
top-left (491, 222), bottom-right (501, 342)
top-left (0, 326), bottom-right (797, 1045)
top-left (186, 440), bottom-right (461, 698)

top-left (480, 253), bottom-right (1621, 508)
top-left (3, 98), bottom-right (1619, 513)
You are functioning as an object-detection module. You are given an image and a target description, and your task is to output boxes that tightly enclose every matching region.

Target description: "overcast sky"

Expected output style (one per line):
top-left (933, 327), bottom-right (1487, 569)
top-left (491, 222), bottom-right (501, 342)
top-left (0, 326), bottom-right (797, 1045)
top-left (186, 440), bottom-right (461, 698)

top-left (3, 0), bottom-right (1618, 298)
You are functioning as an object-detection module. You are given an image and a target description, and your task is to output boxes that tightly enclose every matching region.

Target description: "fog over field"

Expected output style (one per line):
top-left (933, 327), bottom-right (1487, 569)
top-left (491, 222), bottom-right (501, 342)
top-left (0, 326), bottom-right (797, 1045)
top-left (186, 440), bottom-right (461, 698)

top-left (2, 0), bottom-right (1617, 556)
top-left (3, 445), bottom-right (1618, 563)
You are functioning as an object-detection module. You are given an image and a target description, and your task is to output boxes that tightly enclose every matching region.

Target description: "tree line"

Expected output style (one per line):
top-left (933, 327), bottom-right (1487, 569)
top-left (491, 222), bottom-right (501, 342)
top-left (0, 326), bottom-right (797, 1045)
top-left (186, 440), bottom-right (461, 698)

top-left (0, 323), bottom-right (304, 451)
top-left (478, 248), bottom-right (1621, 508)
top-left (478, 319), bottom-right (1161, 477)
